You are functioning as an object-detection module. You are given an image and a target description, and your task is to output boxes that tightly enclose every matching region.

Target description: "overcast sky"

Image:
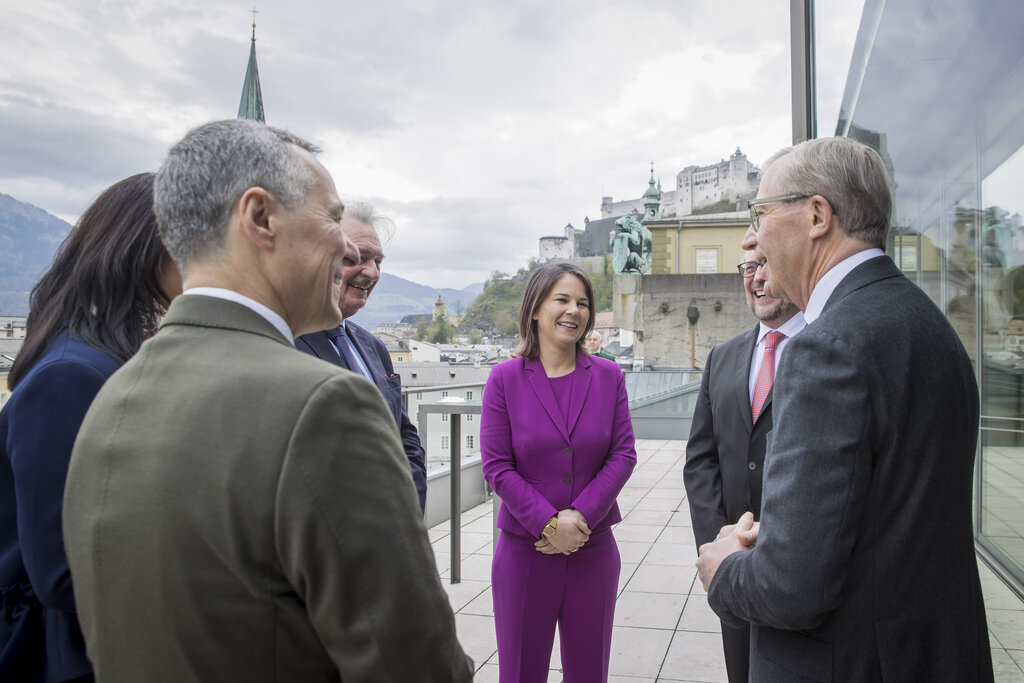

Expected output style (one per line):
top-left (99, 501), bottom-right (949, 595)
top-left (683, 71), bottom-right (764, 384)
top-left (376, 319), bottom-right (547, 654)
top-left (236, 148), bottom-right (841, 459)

top-left (1, 1), bottom-right (864, 289)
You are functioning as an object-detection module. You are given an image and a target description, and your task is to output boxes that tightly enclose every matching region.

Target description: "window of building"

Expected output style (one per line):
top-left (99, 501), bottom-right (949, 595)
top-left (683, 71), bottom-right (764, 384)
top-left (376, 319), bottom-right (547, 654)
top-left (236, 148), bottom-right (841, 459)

top-left (441, 413), bottom-right (448, 422)
top-left (466, 390), bottom-right (474, 400)
top-left (441, 391), bottom-right (448, 398)
top-left (441, 436), bottom-right (449, 450)
top-left (415, 392), bottom-right (422, 400)
top-left (466, 414), bottom-right (473, 422)
top-left (466, 435), bottom-right (474, 450)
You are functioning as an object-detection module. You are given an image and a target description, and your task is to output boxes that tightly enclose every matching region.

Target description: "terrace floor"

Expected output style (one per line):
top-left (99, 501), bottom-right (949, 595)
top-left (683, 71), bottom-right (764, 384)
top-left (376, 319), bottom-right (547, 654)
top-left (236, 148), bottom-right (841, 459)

top-left (427, 439), bottom-right (1024, 682)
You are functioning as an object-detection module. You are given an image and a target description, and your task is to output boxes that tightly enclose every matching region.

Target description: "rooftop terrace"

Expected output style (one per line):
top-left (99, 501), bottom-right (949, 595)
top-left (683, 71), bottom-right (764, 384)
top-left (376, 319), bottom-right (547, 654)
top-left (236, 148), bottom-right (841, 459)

top-left (428, 439), bottom-right (1024, 681)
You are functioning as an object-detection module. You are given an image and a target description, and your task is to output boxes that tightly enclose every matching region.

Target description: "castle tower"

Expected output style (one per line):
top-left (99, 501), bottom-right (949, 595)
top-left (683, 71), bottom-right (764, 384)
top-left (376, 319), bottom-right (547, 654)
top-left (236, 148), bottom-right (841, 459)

top-left (238, 9), bottom-right (265, 122)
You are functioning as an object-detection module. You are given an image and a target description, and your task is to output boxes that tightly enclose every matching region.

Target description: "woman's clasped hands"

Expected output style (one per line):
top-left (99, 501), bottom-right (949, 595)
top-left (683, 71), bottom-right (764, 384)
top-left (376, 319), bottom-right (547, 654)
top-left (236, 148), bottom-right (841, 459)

top-left (535, 508), bottom-right (591, 555)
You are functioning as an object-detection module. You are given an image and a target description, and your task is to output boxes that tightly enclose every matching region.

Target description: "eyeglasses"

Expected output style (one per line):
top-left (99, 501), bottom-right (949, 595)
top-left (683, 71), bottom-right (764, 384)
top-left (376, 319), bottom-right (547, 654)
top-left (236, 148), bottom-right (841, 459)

top-left (736, 261), bottom-right (765, 278)
top-left (748, 193), bottom-right (812, 231)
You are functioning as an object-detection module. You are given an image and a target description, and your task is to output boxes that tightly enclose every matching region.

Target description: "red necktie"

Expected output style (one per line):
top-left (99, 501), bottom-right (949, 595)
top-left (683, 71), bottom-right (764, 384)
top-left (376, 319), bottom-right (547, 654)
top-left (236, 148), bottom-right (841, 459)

top-left (752, 331), bottom-right (784, 422)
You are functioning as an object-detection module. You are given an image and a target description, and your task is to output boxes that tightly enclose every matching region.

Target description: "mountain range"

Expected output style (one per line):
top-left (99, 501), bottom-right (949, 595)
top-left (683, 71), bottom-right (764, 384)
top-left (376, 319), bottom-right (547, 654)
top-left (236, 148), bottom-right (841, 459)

top-left (0, 193), bottom-right (483, 324)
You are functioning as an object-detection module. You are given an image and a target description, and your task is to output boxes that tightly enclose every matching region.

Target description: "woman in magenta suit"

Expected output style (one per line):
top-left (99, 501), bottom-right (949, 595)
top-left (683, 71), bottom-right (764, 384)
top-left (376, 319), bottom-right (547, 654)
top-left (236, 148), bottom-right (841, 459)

top-left (0, 173), bottom-right (181, 682)
top-left (481, 262), bottom-right (637, 683)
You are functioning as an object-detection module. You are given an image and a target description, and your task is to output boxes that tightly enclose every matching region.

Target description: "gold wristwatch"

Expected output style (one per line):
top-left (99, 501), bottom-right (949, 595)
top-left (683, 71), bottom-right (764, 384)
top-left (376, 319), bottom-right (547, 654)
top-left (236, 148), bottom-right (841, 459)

top-left (541, 516), bottom-right (558, 538)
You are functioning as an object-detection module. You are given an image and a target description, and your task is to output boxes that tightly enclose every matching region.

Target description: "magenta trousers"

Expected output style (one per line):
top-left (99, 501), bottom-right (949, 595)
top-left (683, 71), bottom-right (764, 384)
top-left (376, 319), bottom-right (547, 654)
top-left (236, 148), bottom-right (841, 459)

top-left (491, 527), bottom-right (620, 683)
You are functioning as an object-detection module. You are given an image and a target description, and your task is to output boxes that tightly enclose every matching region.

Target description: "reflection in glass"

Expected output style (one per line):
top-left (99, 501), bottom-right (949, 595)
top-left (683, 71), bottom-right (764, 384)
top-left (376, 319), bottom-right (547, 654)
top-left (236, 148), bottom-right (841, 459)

top-left (981, 145), bottom-right (1024, 573)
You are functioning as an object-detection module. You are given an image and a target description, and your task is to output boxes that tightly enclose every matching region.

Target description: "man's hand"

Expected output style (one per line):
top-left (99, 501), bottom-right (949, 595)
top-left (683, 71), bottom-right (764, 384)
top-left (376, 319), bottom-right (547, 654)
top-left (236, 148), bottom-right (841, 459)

top-left (696, 512), bottom-right (758, 590)
top-left (715, 513), bottom-right (760, 544)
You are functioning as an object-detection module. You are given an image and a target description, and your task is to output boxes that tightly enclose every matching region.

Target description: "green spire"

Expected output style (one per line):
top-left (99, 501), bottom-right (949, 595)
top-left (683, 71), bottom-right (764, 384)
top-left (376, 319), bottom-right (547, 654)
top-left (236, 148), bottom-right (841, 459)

top-left (238, 10), bottom-right (265, 123)
top-left (643, 162), bottom-right (661, 221)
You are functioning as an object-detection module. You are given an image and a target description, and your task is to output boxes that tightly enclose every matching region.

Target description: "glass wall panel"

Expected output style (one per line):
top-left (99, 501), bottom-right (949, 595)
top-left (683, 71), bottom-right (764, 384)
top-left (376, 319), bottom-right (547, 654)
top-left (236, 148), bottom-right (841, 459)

top-left (979, 57), bottom-right (1024, 575)
top-left (839, 0), bottom-right (1024, 589)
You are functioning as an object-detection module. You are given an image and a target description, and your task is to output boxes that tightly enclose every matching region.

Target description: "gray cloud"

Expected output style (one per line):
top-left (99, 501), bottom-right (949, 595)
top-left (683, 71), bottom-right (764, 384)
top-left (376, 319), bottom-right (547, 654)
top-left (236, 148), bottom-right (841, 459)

top-left (1, 1), bottom-right (864, 288)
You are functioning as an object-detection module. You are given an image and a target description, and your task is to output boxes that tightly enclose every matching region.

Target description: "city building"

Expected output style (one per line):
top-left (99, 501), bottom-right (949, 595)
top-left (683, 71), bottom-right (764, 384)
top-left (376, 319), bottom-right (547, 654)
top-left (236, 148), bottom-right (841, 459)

top-left (0, 316), bottom-right (27, 340)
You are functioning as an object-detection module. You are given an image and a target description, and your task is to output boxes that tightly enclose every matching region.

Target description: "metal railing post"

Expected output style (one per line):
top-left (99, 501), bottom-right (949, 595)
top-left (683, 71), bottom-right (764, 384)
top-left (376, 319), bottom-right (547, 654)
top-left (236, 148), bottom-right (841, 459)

top-left (449, 414), bottom-right (462, 583)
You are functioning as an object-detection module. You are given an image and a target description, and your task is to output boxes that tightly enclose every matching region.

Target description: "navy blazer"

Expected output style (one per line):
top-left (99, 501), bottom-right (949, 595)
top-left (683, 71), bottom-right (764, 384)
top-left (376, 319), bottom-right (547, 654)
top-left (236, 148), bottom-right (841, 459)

top-left (480, 352), bottom-right (637, 539)
top-left (296, 323), bottom-right (427, 512)
top-left (1, 331), bottom-right (121, 682)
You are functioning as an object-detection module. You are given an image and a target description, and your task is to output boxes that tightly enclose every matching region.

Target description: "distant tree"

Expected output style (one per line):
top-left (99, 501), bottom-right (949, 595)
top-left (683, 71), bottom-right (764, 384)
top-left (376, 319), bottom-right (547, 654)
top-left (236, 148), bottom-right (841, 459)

top-left (459, 267), bottom-right (534, 337)
top-left (468, 328), bottom-right (483, 345)
top-left (692, 197), bottom-right (738, 215)
top-left (425, 306), bottom-right (456, 344)
top-left (588, 253), bottom-right (614, 312)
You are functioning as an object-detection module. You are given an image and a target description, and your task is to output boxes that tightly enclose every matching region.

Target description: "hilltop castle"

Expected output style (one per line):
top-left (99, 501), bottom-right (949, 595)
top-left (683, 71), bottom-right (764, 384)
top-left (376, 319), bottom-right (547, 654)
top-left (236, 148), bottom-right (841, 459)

top-left (539, 148), bottom-right (762, 261)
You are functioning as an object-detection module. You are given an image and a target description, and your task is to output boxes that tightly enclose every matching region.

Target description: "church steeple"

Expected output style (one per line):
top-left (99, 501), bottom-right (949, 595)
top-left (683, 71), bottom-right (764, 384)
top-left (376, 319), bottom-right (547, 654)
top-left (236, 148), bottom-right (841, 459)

top-left (237, 8), bottom-right (265, 123)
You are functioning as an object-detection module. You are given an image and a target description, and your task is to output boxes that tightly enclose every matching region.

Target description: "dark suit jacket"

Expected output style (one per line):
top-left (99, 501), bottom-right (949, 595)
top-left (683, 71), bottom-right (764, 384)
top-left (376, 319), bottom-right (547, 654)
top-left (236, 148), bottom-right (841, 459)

top-left (685, 324), bottom-right (772, 547)
top-left (1, 331), bottom-right (119, 683)
top-left (684, 324), bottom-right (773, 683)
top-left (63, 295), bottom-right (473, 682)
top-left (708, 256), bottom-right (993, 682)
top-left (296, 322), bottom-right (427, 512)
top-left (480, 352), bottom-right (636, 538)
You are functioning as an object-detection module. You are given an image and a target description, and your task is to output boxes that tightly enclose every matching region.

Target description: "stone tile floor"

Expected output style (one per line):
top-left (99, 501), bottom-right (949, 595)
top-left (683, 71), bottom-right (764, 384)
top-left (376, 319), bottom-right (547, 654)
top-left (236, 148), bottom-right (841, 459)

top-left (428, 439), bottom-right (1024, 682)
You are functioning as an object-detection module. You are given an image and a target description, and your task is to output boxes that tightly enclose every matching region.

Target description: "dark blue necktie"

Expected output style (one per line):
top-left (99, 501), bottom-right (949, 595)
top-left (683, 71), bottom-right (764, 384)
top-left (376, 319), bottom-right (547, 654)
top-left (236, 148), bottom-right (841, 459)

top-left (326, 325), bottom-right (369, 379)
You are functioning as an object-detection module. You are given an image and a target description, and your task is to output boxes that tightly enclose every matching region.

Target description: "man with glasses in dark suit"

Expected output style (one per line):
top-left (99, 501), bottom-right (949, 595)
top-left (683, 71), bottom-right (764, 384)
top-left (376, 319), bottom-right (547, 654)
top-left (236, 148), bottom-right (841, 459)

top-left (696, 136), bottom-right (993, 682)
top-left (684, 248), bottom-right (803, 682)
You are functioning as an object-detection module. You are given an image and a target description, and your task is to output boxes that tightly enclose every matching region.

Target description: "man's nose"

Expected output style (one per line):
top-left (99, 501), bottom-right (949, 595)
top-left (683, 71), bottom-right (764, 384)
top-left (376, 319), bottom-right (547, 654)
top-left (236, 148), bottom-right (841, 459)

top-left (342, 233), bottom-right (359, 268)
top-left (741, 224), bottom-right (758, 250)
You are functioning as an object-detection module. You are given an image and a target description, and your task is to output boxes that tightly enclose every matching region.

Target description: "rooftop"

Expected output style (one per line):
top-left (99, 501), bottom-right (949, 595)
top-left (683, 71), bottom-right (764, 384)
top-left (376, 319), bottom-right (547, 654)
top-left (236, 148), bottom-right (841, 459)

top-left (429, 439), bottom-right (1024, 681)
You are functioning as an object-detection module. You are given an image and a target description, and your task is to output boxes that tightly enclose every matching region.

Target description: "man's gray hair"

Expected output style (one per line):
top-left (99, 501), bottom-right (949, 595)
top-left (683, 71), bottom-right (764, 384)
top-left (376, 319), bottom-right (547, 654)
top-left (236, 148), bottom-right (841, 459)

top-left (154, 119), bottom-right (322, 265)
top-left (344, 200), bottom-right (396, 244)
top-left (764, 137), bottom-right (892, 249)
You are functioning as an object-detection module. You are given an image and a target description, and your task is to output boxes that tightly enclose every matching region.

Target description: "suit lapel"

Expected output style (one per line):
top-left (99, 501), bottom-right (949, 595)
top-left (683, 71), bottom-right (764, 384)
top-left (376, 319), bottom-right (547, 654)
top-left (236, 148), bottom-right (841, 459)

top-left (567, 353), bottom-right (593, 438)
top-left (300, 329), bottom-right (343, 365)
top-left (346, 324), bottom-right (387, 392)
top-left (525, 357), bottom-right (571, 443)
top-left (733, 325), bottom-right (758, 432)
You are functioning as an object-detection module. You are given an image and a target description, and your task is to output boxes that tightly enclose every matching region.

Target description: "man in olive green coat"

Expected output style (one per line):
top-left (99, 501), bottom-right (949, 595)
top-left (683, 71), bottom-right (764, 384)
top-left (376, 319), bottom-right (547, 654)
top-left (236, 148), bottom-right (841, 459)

top-left (63, 119), bottom-right (474, 682)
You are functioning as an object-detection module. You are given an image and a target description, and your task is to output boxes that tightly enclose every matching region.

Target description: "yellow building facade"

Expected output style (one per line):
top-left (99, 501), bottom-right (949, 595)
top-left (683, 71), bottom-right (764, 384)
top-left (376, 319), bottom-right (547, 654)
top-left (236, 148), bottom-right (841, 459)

top-left (645, 212), bottom-right (751, 275)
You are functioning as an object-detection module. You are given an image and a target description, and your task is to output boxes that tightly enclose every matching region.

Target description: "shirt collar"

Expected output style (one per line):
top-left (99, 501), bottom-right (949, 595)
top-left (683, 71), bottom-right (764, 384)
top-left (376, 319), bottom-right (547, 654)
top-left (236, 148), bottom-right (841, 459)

top-left (804, 248), bottom-right (885, 324)
top-left (182, 287), bottom-right (294, 344)
top-left (757, 310), bottom-right (807, 344)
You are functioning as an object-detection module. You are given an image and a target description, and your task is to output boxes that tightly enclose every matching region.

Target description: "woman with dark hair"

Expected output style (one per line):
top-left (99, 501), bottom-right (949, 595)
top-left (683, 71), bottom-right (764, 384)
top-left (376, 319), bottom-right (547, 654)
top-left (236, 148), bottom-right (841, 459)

top-left (480, 262), bottom-right (636, 682)
top-left (0, 173), bottom-right (181, 683)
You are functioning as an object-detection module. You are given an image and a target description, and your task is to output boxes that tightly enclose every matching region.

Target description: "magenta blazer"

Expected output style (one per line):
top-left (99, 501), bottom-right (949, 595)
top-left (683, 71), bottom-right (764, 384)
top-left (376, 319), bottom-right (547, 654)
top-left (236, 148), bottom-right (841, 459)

top-left (480, 352), bottom-right (637, 539)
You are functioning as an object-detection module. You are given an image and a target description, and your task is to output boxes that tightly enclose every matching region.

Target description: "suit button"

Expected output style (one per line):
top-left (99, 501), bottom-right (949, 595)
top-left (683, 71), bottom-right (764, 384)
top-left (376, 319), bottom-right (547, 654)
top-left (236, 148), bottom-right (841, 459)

top-left (563, 477), bottom-right (572, 485)
top-left (748, 461), bottom-right (757, 471)
top-left (563, 447), bottom-right (571, 454)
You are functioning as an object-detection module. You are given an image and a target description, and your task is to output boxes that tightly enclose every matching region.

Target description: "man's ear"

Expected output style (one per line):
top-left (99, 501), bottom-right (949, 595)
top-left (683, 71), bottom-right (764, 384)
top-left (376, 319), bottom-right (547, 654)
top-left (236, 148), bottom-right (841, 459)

top-left (236, 187), bottom-right (276, 251)
top-left (807, 195), bottom-right (835, 240)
